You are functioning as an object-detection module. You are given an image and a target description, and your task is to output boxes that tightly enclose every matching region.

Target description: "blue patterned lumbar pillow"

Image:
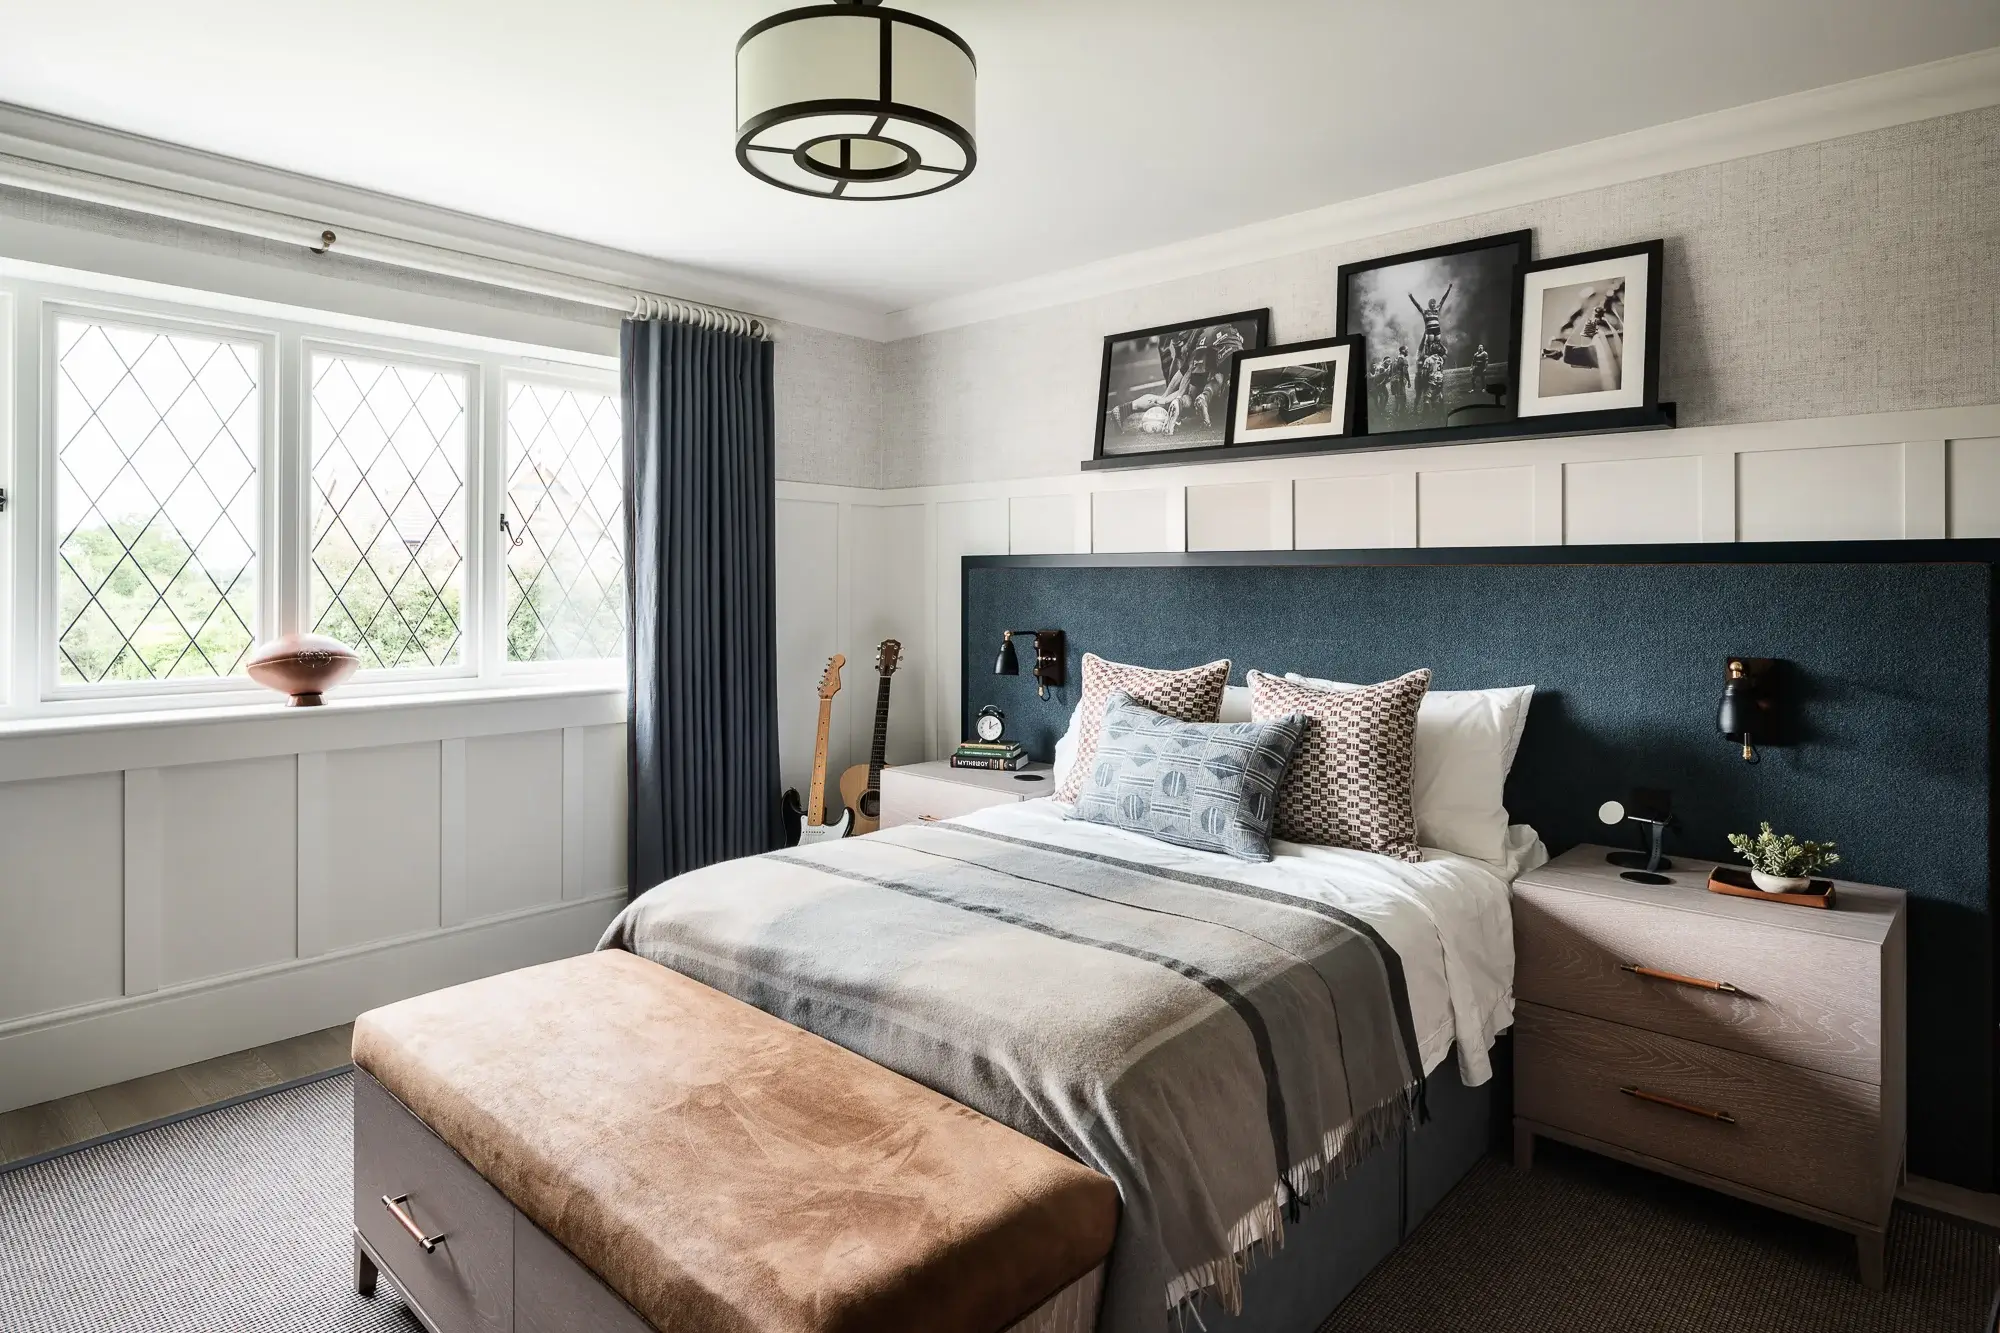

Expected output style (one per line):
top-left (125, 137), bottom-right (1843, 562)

top-left (1067, 690), bottom-right (1309, 861)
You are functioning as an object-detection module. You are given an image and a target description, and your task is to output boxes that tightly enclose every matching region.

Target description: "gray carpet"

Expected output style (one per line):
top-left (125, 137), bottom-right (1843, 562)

top-left (1323, 1140), bottom-right (1997, 1332)
top-left (0, 1070), bottom-right (1992, 1332)
top-left (0, 1072), bottom-right (417, 1333)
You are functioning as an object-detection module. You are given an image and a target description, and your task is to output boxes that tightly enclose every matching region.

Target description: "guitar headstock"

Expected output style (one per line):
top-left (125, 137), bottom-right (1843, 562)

top-left (818, 654), bottom-right (845, 699)
top-left (875, 639), bottom-right (903, 676)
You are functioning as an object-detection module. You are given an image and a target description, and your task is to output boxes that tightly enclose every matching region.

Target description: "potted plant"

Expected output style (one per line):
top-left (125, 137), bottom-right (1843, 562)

top-left (1727, 822), bottom-right (1839, 893)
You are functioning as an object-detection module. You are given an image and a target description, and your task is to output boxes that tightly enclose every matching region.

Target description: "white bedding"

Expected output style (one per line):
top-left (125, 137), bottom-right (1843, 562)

top-left (948, 798), bottom-right (1542, 1086)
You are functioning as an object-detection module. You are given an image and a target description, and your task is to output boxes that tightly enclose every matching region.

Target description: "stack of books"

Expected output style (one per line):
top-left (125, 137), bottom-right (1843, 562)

top-left (951, 740), bottom-right (1029, 770)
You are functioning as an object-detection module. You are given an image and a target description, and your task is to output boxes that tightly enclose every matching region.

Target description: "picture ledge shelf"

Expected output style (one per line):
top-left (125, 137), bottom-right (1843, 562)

top-left (1081, 402), bottom-right (1678, 471)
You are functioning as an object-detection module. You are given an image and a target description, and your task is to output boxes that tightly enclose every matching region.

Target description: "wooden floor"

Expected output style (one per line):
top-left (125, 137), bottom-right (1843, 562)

top-left (0, 1024), bottom-right (354, 1169)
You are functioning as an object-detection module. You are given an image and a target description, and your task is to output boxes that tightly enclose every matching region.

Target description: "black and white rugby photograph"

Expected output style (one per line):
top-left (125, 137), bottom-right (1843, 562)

top-left (1515, 240), bottom-right (1664, 418)
top-left (1335, 231), bottom-right (1529, 434)
top-left (1093, 310), bottom-right (1269, 458)
top-left (1224, 334), bottom-right (1365, 448)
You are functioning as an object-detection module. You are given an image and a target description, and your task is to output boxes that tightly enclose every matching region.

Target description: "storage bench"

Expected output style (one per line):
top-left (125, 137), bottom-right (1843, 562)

top-left (351, 949), bottom-right (1118, 1333)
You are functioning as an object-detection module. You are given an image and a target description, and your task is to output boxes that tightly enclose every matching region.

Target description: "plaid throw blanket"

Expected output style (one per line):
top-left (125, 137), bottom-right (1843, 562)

top-left (599, 822), bottom-right (1425, 1333)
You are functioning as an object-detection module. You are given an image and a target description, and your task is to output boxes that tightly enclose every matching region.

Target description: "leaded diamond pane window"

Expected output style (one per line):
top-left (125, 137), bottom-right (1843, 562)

top-left (54, 318), bottom-right (262, 685)
top-left (309, 354), bottom-right (468, 670)
top-left (503, 383), bottom-right (624, 662)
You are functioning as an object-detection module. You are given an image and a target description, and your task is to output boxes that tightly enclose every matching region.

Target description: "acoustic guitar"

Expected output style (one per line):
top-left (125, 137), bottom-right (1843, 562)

top-left (789, 654), bottom-right (850, 845)
top-left (837, 639), bottom-right (901, 836)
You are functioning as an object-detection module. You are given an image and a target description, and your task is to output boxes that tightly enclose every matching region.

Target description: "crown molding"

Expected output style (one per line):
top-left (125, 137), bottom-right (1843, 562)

top-left (0, 101), bottom-right (896, 341)
top-left (884, 46), bottom-right (2000, 340)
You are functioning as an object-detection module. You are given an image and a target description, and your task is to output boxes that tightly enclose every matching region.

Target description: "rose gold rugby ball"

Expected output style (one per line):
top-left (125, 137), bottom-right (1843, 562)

top-left (245, 633), bottom-right (360, 706)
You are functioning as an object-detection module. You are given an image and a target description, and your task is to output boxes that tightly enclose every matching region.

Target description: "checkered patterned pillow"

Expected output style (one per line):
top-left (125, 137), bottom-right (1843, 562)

top-left (1248, 668), bottom-right (1430, 860)
top-left (1068, 692), bottom-right (1309, 861)
top-left (1054, 653), bottom-right (1232, 804)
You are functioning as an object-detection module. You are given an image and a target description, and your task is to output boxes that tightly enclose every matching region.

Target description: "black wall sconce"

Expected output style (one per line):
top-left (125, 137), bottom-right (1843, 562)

top-left (1717, 657), bottom-right (1781, 763)
top-left (995, 629), bottom-right (1066, 699)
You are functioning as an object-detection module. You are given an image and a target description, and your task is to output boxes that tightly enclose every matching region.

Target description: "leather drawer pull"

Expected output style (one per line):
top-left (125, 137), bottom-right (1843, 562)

top-left (917, 814), bottom-right (941, 822)
top-left (1620, 963), bottom-right (1743, 994)
top-left (1619, 1085), bottom-right (1737, 1124)
top-left (382, 1194), bottom-right (447, 1253)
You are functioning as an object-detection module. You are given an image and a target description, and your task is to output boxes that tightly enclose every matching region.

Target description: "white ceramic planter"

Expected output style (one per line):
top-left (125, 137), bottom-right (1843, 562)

top-left (1751, 869), bottom-right (1811, 894)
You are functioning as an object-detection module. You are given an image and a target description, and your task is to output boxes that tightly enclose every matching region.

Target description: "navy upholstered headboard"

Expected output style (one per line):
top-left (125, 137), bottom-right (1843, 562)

top-left (961, 541), bottom-right (1996, 1191)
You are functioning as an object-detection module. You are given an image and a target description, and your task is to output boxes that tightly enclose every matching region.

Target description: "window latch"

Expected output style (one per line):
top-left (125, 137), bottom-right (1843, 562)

top-left (0, 487), bottom-right (7, 513)
top-left (499, 512), bottom-right (522, 548)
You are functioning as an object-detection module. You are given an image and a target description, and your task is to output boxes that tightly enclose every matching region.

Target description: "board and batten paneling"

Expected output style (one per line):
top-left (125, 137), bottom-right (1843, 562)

top-left (1091, 488), bottom-right (1179, 553)
top-left (933, 498), bottom-right (1008, 751)
top-left (1294, 474), bottom-right (1411, 550)
top-left (0, 773), bottom-right (124, 1023)
top-left (157, 757), bottom-right (297, 988)
top-left (774, 497), bottom-right (845, 798)
top-left (1949, 437), bottom-right (2000, 537)
top-left (317, 743), bottom-right (443, 953)
top-left (848, 503), bottom-right (930, 770)
top-left (1737, 443), bottom-right (1906, 542)
top-left (1187, 481), bottom-right (1290, 552)
top-left (463, 730), bottom-right (566, 922)
top-left (1008, 494), bottom-right (1082, 555)
top-left (1563, 455), bottom-right (1703, 545)
top-left (1418, 466), bottom-right (1537, 547)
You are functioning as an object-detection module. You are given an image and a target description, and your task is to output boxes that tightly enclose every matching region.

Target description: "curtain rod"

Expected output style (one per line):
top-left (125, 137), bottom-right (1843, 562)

top-left (0, 150), bottom-right (770, 339)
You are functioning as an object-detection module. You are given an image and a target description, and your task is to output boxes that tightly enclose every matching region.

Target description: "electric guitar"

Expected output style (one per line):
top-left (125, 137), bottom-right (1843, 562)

top-left (838, 639), bottom-right (901, 836)
top-left (790, 654), bottom-right (850, 845)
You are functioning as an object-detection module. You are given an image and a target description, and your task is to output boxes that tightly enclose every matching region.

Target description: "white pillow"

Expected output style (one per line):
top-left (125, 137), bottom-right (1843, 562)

top-left (1052, 684), bottom-right (1251, 792)
top-left (1285, 673), bottom-right (1533, 864)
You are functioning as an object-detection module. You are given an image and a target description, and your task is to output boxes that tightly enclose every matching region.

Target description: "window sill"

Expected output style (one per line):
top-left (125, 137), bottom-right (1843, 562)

top-left (0, 679), bottom-right (625, 743)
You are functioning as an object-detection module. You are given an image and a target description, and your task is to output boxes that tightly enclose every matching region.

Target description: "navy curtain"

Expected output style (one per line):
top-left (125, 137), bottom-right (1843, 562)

top-left (622, 318), bottom-right (781, 895)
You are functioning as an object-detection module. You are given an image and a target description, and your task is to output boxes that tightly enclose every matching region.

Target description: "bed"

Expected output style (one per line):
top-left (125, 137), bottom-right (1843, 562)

top-left (599, 797), bottom-right (1541, 1333)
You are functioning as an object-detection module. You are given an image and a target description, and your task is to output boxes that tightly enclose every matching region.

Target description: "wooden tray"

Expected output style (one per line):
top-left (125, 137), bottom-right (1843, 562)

top-left (1707, 864), bottom-right (1835, 909)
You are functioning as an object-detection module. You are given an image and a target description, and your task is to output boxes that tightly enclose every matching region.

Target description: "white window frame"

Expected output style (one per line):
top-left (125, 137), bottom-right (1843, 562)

top-left (497, 366), bottom-right (629, 679)
top-left (0, 265), bottom-right (621, 725)
top-left (38, 300), bottom-right (281, 704)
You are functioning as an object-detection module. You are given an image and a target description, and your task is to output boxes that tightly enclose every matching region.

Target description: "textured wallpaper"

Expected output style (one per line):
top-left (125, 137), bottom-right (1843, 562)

top-left (879, 105), bottom-right (2000, 488)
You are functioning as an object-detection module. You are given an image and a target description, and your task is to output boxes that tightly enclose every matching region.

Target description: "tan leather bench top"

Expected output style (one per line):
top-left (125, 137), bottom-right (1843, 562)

top-left (353, 949), bottom-right (1118, 1333)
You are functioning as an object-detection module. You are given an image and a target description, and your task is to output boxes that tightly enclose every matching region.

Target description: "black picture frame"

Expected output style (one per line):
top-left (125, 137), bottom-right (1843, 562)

top-left (1092, 309), bottom-right (1270, 461)
top-left (1513, 239), bottom-right (1664, 418)
top-left (1222, 334), bottom-right (1366, 449)
top-left (1334, 229), bottom-right (1531, 437)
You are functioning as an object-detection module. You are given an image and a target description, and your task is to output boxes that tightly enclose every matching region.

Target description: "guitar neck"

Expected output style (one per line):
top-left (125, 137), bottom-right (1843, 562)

top-left (866, 674), bottom-right (893, 789)
top-left (806, 696), bottom-right (835, 825)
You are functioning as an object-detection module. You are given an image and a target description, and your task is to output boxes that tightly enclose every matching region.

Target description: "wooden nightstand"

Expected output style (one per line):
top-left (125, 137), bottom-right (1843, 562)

top-left (878, 760), bottom-right (1055, 830)
top-left (1511, 844), bottom-right (1906, 1287)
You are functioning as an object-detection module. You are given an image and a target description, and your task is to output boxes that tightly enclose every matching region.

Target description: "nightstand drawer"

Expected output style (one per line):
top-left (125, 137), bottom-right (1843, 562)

top-left (879, 764), bottom-right (1048, 830)
top-left (1514, 880), bottom-right (1882, 1083)
top-left (1515, 1003), bottom-right (1888, 1224)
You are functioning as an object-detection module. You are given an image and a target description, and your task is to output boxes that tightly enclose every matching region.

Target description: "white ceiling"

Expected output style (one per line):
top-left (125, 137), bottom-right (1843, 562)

top-left (0, 1), bottom-right (1993, 320)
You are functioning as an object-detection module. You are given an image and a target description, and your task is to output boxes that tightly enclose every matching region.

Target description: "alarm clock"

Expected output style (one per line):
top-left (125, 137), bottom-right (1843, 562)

top-left (974, 704), bottom-right (1006, 742)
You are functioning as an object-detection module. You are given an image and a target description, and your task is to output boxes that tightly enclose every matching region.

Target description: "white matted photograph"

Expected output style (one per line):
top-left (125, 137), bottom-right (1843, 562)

top-left (1516, 240), bottom-right (1663, 418)
top-left (1224, 335), bottom-right (1365, 449)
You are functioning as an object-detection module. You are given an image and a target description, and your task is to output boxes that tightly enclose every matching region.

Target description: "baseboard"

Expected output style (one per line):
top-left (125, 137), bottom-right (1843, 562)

top-left (0, 894), bottom-right (624, 1113)
top-left (1900, 1175), bottom-right (2000, 1235)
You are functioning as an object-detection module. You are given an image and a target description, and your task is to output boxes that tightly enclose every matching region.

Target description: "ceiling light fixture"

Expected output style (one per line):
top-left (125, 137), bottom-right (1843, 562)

top-left (735, 0), bottom-right (976, 201)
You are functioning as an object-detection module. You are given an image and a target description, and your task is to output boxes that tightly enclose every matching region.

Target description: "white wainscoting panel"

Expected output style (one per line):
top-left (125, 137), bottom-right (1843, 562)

top-left (1008, 494), bottom-right (1081, 554)
top-left (1948, 437), bottom-right (2000, 537)
top-left (158, 757), bottom-right (297, 988)
top-left (1294, 474), bottom-right (1410, 550)
top-left (1187, 481), bottom-right (1290, 552)
top-left (1563, 455), bottom-right (1703, 545)
top-left (575, 723), bottom-right (627, 897)
top-left (463, 729), bottom-right (565, 921)
top-left (122, 768), bottom-right (163, 998)
top-left (1092, 487), bottom-right (1177, 553)
top-left (320, 743), bottom-right (442, 952)
top-left (1417, 466), bottom-right (1536, 547)
top-left (1737, 442), bottom-right (1903, 541)
top-left (849, 503), bottom-right (930, 768)
top-left (933, 498), bottom-right (1008, 751)
top-left (775, 498), bottom-right (843, 797)
top-left (0, 773), bottom-right (124, 1024)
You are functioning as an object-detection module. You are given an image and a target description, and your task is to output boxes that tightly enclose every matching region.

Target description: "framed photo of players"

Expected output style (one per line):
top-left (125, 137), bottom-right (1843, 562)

top-left (1093, 309), bottom-right (1269, 459)
top-left (1222, 335), bottom-right (1365, 449)
top-left (1335, 230), bottom-right (1530, 436)
top-left (1515, 239), bottom-right (1663, 418)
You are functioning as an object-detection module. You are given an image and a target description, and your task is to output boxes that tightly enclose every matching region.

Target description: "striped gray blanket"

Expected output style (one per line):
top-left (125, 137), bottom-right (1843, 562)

top-left (598, 821), bottom-right (1424, 1333)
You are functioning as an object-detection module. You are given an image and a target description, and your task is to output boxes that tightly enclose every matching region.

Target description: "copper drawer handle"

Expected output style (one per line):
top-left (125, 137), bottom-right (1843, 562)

top-left (382, 1194), bottom-right (446, 1253)
top-left (1620, 963), bottom-right (1743, 995)
top-left (917, 814), bottom-right (941, 822)
top-left (1619, 1085), bottom-right (1737, 1124)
